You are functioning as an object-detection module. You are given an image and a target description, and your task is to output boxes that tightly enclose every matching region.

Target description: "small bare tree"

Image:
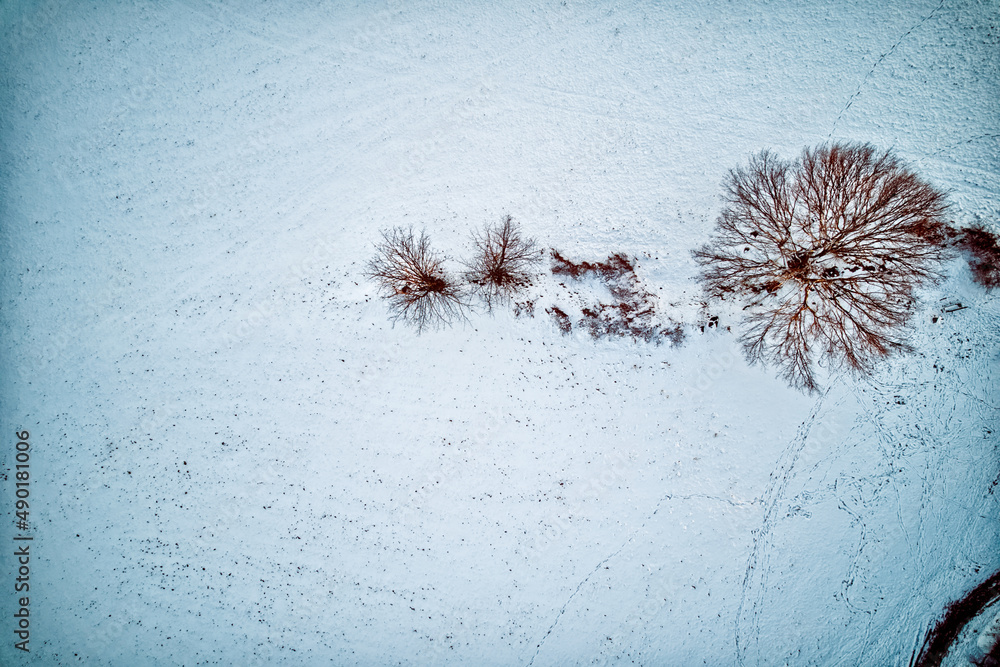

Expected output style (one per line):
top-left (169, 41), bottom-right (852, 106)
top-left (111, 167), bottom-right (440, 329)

top-left (462, 215), bottom-right (540, 311)
top-left (366, 227), bottom-right (466, 331)
top-left (694, 143), bottom-right (949, 391)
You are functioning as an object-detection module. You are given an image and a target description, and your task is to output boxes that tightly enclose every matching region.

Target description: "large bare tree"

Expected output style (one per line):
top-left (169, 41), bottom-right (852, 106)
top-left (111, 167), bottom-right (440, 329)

top-left (693, 143), bottom-right (949, 391)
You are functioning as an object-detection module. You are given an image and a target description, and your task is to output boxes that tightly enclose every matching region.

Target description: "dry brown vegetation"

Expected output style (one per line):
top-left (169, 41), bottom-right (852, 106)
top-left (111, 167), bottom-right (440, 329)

top-left (550, 250), bottom-right (684, 345)
top-left (693, 143), bottom-right (950, 391)
top-left (366, 227), bottom-right (466, 332)
top-left (547, 305), bottom-right (572, 334)
top-left (912, 567), bottom-right (1000, 667)
top-left (955, 223), bottom-right (1000, 289)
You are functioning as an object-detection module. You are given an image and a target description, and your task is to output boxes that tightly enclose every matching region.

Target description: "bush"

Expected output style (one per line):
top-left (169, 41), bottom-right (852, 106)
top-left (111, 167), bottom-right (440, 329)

top-left (463, 215), bottom-right (540, 310)
top-left (956, 224), bottom-right (1000, 289)
top-left (366, 227), bottom-right (466, 331)
top-left (547, 305), bottom-right (572, 334)
top-left (693, 143), bottom-right (949, 391)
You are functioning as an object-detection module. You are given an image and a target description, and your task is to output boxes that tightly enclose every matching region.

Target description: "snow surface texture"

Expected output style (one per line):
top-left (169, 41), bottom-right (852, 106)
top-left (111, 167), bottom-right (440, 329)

top-left (0, 0), bottom-right (997, 664)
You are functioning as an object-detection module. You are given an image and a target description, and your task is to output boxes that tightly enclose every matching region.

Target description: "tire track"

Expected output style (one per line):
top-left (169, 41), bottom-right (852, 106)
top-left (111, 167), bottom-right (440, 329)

top-left (175, 0), bottom-right (414, 77)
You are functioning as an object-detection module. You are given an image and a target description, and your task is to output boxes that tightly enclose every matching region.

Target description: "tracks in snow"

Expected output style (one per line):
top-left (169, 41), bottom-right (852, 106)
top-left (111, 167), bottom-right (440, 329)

top-left (734, 388), bottom-right (831, 666)
top-left (526, 491), bottom-right (757, 666)
top-left (827, 0), bottom-right (946, 139)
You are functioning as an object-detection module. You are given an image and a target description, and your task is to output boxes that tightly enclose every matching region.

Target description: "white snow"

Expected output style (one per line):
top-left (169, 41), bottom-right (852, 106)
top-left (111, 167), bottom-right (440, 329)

top-left (1, 0), bottom-right (997, 665)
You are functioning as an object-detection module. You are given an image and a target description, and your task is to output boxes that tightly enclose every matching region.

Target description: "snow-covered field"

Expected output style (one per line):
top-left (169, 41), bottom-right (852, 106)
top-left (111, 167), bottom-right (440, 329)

top-left (1, 0), bottom-right (998, 664)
